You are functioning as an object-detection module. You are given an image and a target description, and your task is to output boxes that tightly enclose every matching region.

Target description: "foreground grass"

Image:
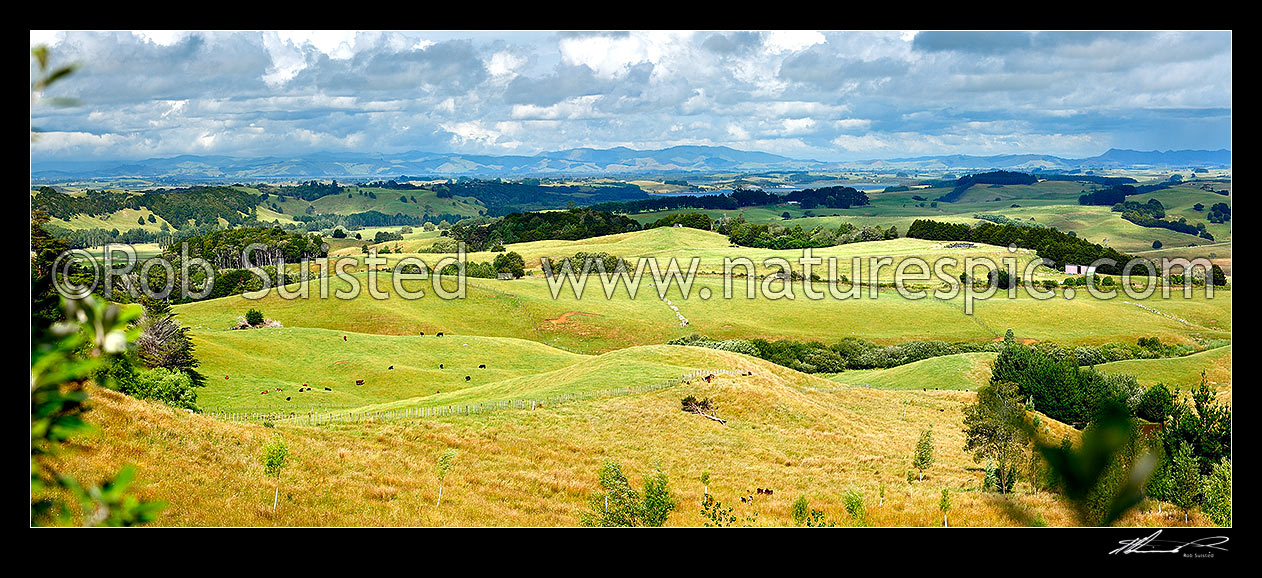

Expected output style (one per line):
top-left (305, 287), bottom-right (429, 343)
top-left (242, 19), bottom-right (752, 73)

top-left (43, 361), bottom-right (1212, 526)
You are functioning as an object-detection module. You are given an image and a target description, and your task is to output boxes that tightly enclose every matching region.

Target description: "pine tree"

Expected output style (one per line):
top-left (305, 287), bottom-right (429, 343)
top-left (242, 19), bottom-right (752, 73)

top-left (1169, 443), bottom-right (1202, 523)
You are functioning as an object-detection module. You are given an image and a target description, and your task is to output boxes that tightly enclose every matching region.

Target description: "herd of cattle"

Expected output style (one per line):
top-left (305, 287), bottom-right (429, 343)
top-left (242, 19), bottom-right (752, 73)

top-left (254, 332), bottom-right (485, 399)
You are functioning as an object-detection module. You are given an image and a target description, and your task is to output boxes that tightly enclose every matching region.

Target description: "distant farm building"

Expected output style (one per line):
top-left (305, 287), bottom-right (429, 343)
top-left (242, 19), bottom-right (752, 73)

top-left (497, 272), bottom-right (515, 280)
top-left (1064, 264), bottom-right (1097, 275)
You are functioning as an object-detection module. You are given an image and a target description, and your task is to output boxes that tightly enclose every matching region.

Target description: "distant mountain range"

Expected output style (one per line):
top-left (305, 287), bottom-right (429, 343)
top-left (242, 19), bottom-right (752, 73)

top-left (30, 146), bottom-right (1230, 182)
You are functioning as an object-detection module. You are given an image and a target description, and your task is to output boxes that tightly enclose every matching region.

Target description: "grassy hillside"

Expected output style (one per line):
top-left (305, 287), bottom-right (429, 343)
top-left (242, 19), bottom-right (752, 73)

top-left (1095, 346), bottom-right (1232, 403)
top-left (829, 352), bottom-right (997, 391)
top-left (177, 228), bottom-right (1229, 361)
top-left (52, 353), bottom-right (1209, 527)
top-left (193, 328), bottom-right (586, 411)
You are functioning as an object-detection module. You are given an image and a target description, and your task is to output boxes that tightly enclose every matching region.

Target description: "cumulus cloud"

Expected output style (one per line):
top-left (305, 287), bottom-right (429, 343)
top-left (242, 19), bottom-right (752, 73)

top-left (29, 30), bottom-right (1232, 162)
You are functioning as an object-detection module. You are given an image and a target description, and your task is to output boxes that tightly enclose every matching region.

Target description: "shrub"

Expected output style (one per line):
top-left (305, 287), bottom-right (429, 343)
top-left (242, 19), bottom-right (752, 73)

top-left (126, 367), bottom-right (199, 411)
top-left (641, 466), bottom-right (678, 527)
top-left (245, 308), bottom-right (264, 326)
top-left (843, 489), bottom-right (865, 524)
top-left (790, 495), bottom-right (810, 526)
top-left (1202, 459), bottom-right (1231, 526)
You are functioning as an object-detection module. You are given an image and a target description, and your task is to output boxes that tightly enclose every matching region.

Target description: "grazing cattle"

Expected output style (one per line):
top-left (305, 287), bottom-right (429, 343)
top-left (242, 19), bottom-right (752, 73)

top-left (389, 365), bottom-right (394, 370)
top-left (275, 388), bottom-right (282, 392)
top-left (419, 332), bottom-right (425, 336)
top-left (324, 387), bottom-right (331, 391)
top-left (286, 397), bottom-right (291, 401)
top-left (343, 336), bottom-right (347, 342)
top-left (225, 375), bottom-right (229, 379)
top-left (260, 390), bottom-right (268, 395)
top-left (465, 376), bottom-right (471, 381)
top-left (436, 332), bottom-right (444, 337)
top-left (439, 364), bottom-right (444, 369)
top-left (478, 364), bottom-right (486, 369)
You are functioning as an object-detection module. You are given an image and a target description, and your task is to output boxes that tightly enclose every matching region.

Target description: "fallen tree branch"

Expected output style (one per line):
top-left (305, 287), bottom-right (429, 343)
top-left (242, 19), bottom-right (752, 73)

top-left (693, 410), bottom-right (726, 425)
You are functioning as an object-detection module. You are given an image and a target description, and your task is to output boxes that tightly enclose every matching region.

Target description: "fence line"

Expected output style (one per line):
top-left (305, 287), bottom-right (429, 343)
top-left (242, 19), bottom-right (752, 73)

top-left (207, 368), bottom-right (752, 427)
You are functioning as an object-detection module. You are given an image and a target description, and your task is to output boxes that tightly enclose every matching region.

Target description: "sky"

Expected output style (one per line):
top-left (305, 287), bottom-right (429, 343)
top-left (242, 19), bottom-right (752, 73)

top-left (29, 30), bottom-right (1232, 163)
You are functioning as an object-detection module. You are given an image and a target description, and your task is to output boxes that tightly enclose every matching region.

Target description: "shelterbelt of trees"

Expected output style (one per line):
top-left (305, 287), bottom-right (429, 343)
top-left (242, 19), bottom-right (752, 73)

top-left (906, 219), bottom-right (1133, 274)
top-left (431, 179), bottom-right (648, 215)
top-left (589, 185), bottom-right (871, 214)
top-left (446, 208), bottom-right (643, 252)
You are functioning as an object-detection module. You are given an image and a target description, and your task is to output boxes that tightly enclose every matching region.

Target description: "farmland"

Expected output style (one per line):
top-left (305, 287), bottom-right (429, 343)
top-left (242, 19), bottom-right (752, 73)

top-left (35, 172), bottom-right (1232, 528)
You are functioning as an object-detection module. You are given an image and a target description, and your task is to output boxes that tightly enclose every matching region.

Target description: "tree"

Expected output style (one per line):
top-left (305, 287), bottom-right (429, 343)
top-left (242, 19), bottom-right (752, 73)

top-left (136, 297), bottom-right (205, 390)
top-left (962, 381), bottom-right (1029, 494)
top-left (245, 308), bottom-right (264, 326)
top-left (1211, 264), bottom-right (1227, 286)
top-left (1145, 440), bottom-right (1171, 515)
top-left (1168, 442), bottom-right (1202, 523)
top-left (436, 449), bottom-right (457, 507)
top-left (699, 470), bottom-right (710, 500)
top-left (1151, 240), bottom-right (1162, 249)
top-left (641, 466), bottom-right (678, 527)
top-left (261, 436), bottom-right (290, 513)
top-left (580, 461), bottom-right (643, 527)
top-left (913, 429), bottom-right (935, 481)
top-left (1162, 373), bottom-right (1231, 475)
top-left (493, 251), bottom-right (526, 278)
top-left (1202, 459), bottom-right (1231, 527)
top-left (1135, 383), bottom-right (1175, 424)
top-left (939, 489), bottom-right (951, 527)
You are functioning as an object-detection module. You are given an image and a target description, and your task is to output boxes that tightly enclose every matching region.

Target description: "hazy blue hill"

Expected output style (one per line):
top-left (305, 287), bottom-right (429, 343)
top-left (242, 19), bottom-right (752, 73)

top-left (30, 146), bottom-right (1230, 182)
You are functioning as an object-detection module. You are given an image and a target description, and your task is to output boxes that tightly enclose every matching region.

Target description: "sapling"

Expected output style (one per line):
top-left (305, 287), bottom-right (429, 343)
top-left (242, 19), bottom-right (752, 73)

top-left (261, 436), bottom-right (289, 513)
top-left (436, 449), bottom-right (457, 507)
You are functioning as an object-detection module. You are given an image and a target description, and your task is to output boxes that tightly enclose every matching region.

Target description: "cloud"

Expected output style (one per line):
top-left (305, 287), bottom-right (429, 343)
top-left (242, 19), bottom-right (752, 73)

top-left (28, 30), bottom-right (1232, 162)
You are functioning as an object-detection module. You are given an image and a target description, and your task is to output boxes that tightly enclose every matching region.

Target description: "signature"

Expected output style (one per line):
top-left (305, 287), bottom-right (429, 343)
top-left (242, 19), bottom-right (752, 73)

top-left (1110, 530), bottom-right (1229, 555)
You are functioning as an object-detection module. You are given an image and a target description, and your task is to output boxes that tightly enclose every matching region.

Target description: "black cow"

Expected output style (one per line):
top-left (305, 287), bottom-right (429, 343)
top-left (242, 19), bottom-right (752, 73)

top-left (388, 365), bottom-right (394, 370)
top-left (355, 379), bottom-right (365, 385)
top-left (324, 387), bottom-right (331, 391)
top-left (478, 364), bottom-right (486, 369)
top-left (436, 332), bottom-right (444, 337)
top-left (465, 376), bottom-right (471, 381)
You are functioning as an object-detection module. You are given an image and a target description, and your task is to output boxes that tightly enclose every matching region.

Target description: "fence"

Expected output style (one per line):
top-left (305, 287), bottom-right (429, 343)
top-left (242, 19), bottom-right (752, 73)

top-left (207, 368), bottom-right (751, 427)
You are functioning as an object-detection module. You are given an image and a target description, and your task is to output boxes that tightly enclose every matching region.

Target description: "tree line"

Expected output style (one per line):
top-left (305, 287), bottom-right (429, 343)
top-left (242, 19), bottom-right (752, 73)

top-left (905, 218), bottom-right (1133, 274)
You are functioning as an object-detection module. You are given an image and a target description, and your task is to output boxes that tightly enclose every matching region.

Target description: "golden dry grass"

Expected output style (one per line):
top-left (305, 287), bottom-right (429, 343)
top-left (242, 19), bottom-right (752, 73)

top-left (39, 356), bottom-right (1214, 527)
